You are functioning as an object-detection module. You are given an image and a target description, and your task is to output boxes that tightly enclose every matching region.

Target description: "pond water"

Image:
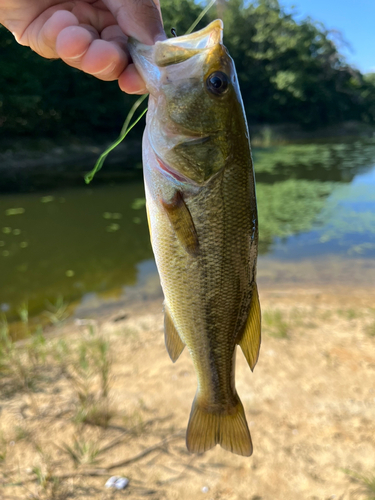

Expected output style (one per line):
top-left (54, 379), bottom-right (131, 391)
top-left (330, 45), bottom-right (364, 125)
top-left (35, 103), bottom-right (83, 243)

top-left (1, 139), bottom-right (375, 330)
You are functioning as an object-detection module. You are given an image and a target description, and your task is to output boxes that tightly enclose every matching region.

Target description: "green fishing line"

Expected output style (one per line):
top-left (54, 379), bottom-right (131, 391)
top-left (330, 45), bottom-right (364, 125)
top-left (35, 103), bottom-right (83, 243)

top-left (84, 94), bottom-right (148, 184)
top-left (85, 0), bottom-right (217, 183)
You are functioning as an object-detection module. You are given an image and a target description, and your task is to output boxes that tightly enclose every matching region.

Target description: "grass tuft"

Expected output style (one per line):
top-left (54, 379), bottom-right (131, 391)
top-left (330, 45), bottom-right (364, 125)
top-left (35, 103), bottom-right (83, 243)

top-left (67, 325), bottom-right (114, 428)
top-left (365, 319), bottom-right (375, 337)
top-left (44, 296), bottom-right (69, 325)
top-left (32, 462), bottom-right (69, 499)
top-left (337, 308), bottom-right (361, 320)
top-left (60, 436), bottom-right (100, 468)
top-left (343, 468), bottom-right (375, 499)
top-left (263, 309), bottom-right (289, 338)
top-left (0, 432), bottom-right (7, 463)
top-left (14, 424), bottom-right (31, 442)
top-left (0, 315), bottom-right (48, 393)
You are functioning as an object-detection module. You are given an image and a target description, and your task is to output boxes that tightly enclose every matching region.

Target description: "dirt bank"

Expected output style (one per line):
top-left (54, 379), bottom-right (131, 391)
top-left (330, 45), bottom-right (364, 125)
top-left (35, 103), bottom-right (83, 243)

top-left (0, 139), bottom-right (142, 193)
top-left (0, 284), bottom-right (374, 499)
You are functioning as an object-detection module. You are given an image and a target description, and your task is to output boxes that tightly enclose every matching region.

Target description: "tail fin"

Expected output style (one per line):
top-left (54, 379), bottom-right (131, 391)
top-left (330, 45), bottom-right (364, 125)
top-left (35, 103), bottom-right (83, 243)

top-left (186, 394), bottom-right (253, 456)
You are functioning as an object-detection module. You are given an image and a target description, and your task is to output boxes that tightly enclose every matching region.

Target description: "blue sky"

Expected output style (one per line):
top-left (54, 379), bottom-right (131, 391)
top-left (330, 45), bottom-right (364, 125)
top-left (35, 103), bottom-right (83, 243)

top-left (282, 0), bottom-right (375, 73)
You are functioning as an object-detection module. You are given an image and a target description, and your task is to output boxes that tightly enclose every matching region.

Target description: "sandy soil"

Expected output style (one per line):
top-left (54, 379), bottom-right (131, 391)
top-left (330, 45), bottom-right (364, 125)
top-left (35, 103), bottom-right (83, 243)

top-left (1, 284), bottom-right (375, 500)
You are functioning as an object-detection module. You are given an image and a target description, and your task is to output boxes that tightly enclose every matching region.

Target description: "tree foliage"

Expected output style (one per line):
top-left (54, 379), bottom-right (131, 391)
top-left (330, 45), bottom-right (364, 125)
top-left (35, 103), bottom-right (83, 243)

top-left (218, 0), bottom-right (375, 127)
top-left (1, 0), bottom-right (375, 139)
top-left (0, 26), bottom-right (133, 139)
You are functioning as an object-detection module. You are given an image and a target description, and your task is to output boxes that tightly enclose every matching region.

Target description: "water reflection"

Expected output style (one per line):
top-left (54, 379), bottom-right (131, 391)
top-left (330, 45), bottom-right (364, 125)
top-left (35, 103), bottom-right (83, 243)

top-left (0, 182), bottom-right (153, 321)
top-left (267, 164), bottom-right (375, 258)
top-left (0, 139), bottom-right (374, 324)
top-left (253, 140), bottom-right (375, 183)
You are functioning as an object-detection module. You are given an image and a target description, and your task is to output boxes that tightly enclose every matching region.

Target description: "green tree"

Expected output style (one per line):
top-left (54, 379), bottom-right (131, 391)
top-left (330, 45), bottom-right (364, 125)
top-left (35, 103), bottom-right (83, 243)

top-left (0, 25), bottom-right (133, 140)
top-left (1, 0), bottom-right (375, 139)
top-left (161, 0), bottom-right (209, 36)
top-left (219, 0), bottom-right (375, 128)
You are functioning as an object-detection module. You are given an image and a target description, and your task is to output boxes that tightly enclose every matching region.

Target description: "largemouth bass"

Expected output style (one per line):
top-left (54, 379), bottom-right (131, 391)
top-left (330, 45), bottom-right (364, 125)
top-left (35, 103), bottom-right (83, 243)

top-left (129, 20), bottom-right (260, 457)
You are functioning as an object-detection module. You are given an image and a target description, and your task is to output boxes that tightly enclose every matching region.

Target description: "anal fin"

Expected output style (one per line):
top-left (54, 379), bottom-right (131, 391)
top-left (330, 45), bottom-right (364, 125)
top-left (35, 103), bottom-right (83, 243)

top-left (164, 306), bottom-right (185, 363)
top-left (238, 282), bottom-right (261, 371)
top-left (161, 191), bottom-right (199, 256)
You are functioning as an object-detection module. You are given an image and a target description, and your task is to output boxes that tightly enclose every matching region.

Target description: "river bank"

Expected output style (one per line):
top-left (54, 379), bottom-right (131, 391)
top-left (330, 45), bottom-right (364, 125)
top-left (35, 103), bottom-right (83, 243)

top-left (2, 121), bottom-right (375, 193)
top-left (0, 138), bottom-right (142, 192)
top-left (0, 283), bottom-right (374, 500)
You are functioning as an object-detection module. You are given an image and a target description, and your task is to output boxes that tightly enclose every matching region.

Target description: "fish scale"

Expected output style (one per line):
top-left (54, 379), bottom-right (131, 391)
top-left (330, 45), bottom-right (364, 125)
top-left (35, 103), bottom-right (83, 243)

top-left (129, 19), bottom-right (261, 456)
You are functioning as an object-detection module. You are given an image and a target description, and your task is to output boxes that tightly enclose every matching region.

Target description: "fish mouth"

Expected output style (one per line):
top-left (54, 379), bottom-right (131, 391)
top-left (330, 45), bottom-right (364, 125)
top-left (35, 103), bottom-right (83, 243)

top-left (128, 20), bottom-right (223, 94)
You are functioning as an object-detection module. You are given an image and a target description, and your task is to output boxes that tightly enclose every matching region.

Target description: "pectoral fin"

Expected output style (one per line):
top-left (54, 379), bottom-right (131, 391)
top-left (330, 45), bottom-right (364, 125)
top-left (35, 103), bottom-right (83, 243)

top-left (238, 283), bottom-right (261, 371)
top-left (161, 191), bottom-right (199, 256)
top-left (164, 306), bottom-right (185, 362)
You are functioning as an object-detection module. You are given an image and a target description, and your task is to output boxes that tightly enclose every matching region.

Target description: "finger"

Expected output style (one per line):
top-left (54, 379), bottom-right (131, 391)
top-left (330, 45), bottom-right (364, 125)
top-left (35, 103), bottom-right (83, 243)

top-left (70, 1), bottom-right (116, 32)
top-left (36, 10), bottom-right (79, 58)
top-left (81, 39), bottom-right (128, 80)
top-left (15, 4), bottom-right (117, 56)
top-left (56, 25), bottom-right (99, 68)
top-left (101, 25), bottom-right (128, 52)
top-left (103, 0), bottom-right (166, 45)
top-left (118, 63), bottom-right (148, 94)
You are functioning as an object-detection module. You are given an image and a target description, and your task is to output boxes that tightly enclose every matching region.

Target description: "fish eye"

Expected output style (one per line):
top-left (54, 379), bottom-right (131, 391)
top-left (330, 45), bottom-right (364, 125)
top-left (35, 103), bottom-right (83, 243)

top-left (206, 71), bottom-right (229, 96)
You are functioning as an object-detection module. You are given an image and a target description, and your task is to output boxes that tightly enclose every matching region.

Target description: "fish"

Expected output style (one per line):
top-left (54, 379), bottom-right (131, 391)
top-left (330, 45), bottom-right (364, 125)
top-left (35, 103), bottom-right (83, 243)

top-left (129, 19), bottom-right (260, 457)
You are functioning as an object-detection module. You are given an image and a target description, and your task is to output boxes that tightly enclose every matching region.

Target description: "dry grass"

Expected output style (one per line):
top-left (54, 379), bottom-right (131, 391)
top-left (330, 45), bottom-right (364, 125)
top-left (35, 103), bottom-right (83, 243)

top-left (0, 288), bottom-right (374, 499)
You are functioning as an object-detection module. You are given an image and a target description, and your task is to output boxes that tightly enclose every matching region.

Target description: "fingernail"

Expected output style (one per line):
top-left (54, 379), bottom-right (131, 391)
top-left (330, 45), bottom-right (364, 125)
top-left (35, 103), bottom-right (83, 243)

top-left (90, 61), bottom-right (117, 76)
top-left (67, 49), bottom-right (88, 61)
top-left (127, 88), bottom-right (147, 95)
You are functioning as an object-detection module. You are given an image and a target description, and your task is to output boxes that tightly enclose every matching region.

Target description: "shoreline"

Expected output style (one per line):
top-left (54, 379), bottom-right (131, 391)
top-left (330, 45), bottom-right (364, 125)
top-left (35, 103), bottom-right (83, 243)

top-left (0, 138), bottom-right (143, 193)
top-left (4, 253), bottom-right (375, 338)
top-left (2, 121), bottom-right (375, 193)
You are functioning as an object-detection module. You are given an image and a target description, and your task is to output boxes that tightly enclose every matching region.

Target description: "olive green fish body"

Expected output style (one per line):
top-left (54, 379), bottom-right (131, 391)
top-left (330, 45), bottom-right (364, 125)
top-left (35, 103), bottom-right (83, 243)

top-left (130, 20), bottom-right (261, 456)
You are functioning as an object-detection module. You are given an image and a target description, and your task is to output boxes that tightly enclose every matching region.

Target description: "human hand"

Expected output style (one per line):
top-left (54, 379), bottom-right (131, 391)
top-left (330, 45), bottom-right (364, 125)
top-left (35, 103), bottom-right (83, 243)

top-left (0, 0), bottom-right (165, 94)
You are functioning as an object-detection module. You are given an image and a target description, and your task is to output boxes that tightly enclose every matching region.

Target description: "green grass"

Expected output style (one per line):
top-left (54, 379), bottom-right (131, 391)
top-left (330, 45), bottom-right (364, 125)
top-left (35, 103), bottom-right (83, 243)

top-left (365, 319), bottom-right (375, 337)
top-left (337, 308), bottom-right (362, 320)
top-left (0, 432), bottom-right (7, 463)
top-left (343, 468), bottom-right (375, 499)
top-left (43, 295), bottom-right (69, 325)
top-left (60, 436), bottom-right (100, 468)
top-left (14, 425), bottom-right (31, 442)
top-left (1, 309), bottom-right (115, 429)
top-left (289, 308), bottom-right (318, 329)
top-left (263, 309), bottom-right (289, 338)
top-left (31, 448), bottom-right (70, 500)
top-left (0, 315), bottom-right (48, 392)
top-left (67, 325), bottom-right (114, 428)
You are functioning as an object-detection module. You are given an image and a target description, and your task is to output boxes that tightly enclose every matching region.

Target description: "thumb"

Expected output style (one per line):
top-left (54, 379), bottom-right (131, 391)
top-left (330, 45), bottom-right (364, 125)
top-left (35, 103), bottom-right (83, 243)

top-left (103, 0), bottom-right (166, 45)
